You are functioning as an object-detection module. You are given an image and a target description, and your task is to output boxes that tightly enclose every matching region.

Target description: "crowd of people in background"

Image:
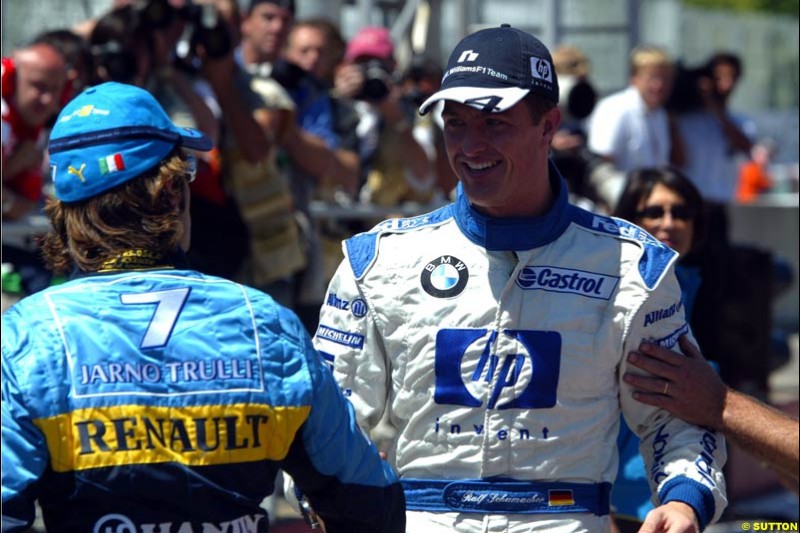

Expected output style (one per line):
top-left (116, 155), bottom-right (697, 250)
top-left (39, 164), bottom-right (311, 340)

top-left (2, 2), bottom-right (798, 530)
top-left (2, 0), bottom-right (458, 320)
top-left (3, 0), bottom-right (792, 316)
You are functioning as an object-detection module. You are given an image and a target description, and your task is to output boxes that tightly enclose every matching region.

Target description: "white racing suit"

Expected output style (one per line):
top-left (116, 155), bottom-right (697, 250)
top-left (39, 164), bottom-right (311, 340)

top-left (312, 169), bottom-right (727, 532)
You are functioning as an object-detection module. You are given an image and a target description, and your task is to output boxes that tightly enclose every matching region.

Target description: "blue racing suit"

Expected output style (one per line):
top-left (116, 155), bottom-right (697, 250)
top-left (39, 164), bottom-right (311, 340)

top-left (1, 267), bottom-right (404, 533)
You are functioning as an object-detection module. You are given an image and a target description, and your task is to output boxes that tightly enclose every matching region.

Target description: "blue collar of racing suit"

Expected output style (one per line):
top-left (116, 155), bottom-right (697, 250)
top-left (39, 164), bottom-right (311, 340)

top-left (453, 160), bottom-right (573, 251)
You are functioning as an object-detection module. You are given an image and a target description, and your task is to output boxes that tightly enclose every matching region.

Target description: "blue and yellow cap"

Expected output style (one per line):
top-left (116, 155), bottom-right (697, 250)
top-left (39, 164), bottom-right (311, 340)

top-left (48, 82), bottom-right (212, 202)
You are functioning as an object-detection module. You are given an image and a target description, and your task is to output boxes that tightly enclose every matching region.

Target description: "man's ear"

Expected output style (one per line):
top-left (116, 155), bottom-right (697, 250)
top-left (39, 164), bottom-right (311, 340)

top-left (541, 106), bottom-right (561, 143)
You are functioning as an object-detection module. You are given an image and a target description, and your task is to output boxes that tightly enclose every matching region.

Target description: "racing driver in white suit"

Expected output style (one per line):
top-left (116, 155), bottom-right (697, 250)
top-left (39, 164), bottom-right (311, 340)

top-left (307, 25), bottom-right (727, 533)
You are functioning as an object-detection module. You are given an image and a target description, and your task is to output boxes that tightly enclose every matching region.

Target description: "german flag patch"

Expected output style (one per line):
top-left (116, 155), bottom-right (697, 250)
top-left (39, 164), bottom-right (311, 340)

top-left (548, 489), bottom-right (575, 506)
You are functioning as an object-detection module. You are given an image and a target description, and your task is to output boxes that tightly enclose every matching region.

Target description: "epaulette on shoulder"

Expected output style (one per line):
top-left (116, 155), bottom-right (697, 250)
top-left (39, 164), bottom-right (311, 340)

top-left (345, 204), bottom-right (454, 280)
top-left (571, 208), bottom-right (678, 290)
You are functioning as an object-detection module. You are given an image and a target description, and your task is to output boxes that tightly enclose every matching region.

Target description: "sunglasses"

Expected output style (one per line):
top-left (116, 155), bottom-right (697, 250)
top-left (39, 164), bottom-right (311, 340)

top-left (635, 204), bottom-right (695, 221)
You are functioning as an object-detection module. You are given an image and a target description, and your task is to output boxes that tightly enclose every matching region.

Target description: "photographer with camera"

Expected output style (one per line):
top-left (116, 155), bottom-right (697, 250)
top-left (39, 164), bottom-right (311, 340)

top-left (397, 55), bottom-right (458, 198)
top-left (669, 54), bottom-right (755, 222)
top-left (239, 0), bottom-right (356, 198)
top-left (334, 26), bottom-right (434, 208)
top-left (86, 2), bottom-right (258, 281)
top-left (283, 18), bottom-right (360, 193)
top-left (237, 1), bottom-right (363, 329)
top-left (88, 2), bottom-right (220, 141)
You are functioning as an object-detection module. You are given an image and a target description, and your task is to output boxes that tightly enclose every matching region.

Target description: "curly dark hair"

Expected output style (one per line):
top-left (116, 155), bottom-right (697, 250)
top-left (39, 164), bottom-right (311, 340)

top-left (39, 153), bottom-right (190, 275)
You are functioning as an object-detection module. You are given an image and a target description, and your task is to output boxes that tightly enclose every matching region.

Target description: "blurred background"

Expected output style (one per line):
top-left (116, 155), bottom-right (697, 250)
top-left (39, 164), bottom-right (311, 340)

top-left (4, 0), bottom-right (799, 148)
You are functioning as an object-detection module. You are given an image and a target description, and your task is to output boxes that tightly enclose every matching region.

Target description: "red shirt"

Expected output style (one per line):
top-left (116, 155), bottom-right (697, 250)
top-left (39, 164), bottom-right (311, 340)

top-left (2, 94), bottom-right (45, 202)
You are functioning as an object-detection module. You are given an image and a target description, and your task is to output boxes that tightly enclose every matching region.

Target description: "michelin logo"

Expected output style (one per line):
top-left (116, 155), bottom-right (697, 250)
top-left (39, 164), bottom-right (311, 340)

top-left (316, 325), bottom-right (365, 349)
top-left (516, 266), bottom-right (618, 300)
top-left (653, 323), bottom-right (690, 349)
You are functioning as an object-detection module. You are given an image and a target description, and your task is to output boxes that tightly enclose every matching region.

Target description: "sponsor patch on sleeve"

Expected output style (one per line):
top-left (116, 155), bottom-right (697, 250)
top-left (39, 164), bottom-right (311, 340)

top-left (653, 323), bottom-right (690, 349)
top-left (315, 324), bottom-right (365, 349)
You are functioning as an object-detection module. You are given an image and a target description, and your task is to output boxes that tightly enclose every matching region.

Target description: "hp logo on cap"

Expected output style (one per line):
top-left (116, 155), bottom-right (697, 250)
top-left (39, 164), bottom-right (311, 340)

top-left (531, 57), bottom-right (553, 82)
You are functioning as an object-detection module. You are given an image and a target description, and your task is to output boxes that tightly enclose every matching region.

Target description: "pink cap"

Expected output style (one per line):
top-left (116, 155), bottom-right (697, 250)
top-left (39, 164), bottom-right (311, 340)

top-left (345, 27), bottom-right (394, 61)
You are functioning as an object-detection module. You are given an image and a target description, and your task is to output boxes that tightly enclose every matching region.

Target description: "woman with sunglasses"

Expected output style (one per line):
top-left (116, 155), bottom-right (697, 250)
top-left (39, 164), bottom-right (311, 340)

top-left (610, 167), bottom-right (708, 533)
top-left (616, 167), bottom-right (707, 307)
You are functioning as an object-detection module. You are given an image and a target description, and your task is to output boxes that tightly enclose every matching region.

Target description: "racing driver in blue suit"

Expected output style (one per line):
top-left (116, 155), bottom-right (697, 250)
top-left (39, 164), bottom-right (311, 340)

top-left (1, 81), bottom-right (405, 533)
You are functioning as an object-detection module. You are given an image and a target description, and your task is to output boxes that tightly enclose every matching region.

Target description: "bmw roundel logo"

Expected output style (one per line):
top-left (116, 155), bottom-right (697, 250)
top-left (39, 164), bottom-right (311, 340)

top-left (420, 255), bottom-right (469, 298)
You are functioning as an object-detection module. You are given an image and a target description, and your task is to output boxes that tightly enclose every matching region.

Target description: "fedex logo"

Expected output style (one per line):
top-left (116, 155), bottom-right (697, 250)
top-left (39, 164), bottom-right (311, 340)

top-left (591, 215), bottom-right (662, 246)
top-left (376, 214), bottom-right (432, 231)
top-left (434, 329), bottom-right (561, 410)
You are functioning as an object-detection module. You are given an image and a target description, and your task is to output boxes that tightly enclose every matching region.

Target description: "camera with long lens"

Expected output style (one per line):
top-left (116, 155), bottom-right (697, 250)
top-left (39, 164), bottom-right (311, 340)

top-left (180, 1), bottom-right (232, 60)
top-left (136, 0), bottom-right (177, 29)
top-left (355, 59), bottom-right (393, 101)
top-left (136, 0), bottom-right (232, 67)
top-left (92, 41), bottom-right (139, 85)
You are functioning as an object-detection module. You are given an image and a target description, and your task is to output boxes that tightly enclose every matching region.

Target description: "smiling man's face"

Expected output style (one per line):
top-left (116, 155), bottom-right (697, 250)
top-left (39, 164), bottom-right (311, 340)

top-left (441, 100), bottom-right (559, 218)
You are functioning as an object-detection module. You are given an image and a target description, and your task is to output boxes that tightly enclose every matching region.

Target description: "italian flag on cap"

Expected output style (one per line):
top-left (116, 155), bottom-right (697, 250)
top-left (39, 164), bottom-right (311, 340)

top-left (99, 153), bottom-right (125, 175)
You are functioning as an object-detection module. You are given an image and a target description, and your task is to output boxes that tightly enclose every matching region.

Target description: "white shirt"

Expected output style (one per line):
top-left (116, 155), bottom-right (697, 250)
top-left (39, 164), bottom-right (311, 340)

top-left (588, 86), bottom-right (671, 172)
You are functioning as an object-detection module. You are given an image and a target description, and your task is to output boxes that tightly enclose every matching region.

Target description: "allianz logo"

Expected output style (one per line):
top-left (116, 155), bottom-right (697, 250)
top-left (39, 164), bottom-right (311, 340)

top-left (325, 292), bottom-right (367, 318)
top-left (93, 512), bottom-right (263, 533)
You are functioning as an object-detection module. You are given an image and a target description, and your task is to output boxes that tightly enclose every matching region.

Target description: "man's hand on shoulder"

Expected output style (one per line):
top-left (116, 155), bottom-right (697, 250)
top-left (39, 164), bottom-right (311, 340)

top-left (639, 501), bottom-right (699, 533)
top-left (623, 336), bottom-right (727, 430)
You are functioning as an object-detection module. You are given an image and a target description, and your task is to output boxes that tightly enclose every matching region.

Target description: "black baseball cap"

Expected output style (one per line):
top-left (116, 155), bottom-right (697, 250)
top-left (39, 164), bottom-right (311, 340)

top-left (419, 24), bottom-right (559, 114)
